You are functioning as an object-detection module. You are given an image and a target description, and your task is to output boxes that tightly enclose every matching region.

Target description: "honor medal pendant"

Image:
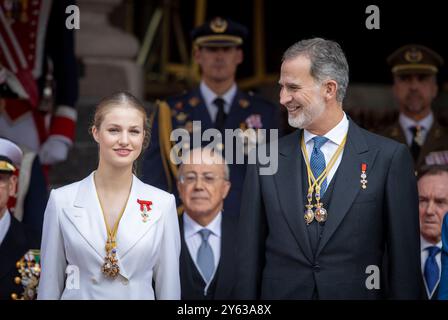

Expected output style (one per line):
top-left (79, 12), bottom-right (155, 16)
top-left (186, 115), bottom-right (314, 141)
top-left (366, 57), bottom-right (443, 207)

top-left (102, 247), bottom-right (120, 278)
top-left (141, 207), bottom-right (149, 223)
top-left (304, 205), bottom-right (315, 225)
top-left (314, 204), bottom-right (328, 223)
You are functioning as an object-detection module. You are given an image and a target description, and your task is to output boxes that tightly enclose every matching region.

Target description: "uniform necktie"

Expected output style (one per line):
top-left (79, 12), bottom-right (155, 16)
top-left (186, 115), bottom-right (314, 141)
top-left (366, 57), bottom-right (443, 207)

top-left (409, 125), bottom-right (423, 161)
top-left (311, 136), bottom-right (329, 195)
top-left (213, 97), bottom-right (226, 134)
top-left (197, 229), bottom-right (214, 282)
top-left (424, 246), bottom-right (441, 295)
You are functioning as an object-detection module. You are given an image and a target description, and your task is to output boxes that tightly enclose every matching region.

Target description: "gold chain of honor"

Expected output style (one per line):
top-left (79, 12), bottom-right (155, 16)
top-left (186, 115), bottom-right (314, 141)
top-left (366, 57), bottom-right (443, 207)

top-left (95, 176), bottom-right (131, 279)
top-left (301, 133), bottom-right (347, 225)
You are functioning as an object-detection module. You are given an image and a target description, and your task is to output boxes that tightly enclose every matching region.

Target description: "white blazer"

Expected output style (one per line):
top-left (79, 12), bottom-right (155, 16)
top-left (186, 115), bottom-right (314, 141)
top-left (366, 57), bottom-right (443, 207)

top-left (37, 172), bottom-right (181, 300)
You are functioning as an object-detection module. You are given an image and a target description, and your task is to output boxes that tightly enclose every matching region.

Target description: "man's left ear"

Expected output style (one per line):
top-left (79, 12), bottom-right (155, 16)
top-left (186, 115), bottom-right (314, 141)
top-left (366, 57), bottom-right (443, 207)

top-left (8, 175), bottom-right (17, 197)
top-left (323, 80), bottom-right (338, 100)
top-left (433, 83), bottom-right (439, 99)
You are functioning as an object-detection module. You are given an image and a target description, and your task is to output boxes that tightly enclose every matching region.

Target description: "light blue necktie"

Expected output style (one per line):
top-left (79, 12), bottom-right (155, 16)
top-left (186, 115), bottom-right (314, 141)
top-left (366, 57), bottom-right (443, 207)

top-left (311, 136), bottom-right (329, 195)
top-left (424, 246), bottom-right (441, 295)
top-left (197, 229), bottom-right (214, 282)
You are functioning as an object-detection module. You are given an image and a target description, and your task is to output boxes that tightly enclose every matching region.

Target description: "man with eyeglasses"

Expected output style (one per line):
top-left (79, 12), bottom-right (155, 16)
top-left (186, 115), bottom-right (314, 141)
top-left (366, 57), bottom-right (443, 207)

top-left (176, 147), bottom-right (237, 299)
top-left (141, 17), bottom-right (281, 216)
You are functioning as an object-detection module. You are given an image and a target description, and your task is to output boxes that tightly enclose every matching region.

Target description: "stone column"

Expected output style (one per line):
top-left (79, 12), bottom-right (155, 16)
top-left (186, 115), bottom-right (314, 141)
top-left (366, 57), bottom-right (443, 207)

top-left (76, 0), bottom-right (142, 99)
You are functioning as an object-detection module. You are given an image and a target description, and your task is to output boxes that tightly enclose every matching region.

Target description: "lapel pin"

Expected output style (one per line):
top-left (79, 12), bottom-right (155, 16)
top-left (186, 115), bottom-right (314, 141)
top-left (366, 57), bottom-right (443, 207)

top-left (360, 163), bottom-right (368, 190)
top-left (137, 199), bottom-right (152, 223)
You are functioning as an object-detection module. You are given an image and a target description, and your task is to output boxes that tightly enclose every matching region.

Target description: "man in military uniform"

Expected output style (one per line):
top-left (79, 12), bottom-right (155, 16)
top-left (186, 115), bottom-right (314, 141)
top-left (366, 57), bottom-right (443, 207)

top-left (141, 17), bottom-right (280, 216)
top-left (0, 138), bottom-right (41, 300)
top-left (0, 0), bottom-right (79, 168)
top-left (381, 44), bottom-right (448, 170)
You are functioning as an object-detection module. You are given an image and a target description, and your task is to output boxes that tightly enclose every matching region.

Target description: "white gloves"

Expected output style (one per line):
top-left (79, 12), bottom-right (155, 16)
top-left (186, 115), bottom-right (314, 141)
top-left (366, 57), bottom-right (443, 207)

top-left (39, 135), bottom-right (71, 165)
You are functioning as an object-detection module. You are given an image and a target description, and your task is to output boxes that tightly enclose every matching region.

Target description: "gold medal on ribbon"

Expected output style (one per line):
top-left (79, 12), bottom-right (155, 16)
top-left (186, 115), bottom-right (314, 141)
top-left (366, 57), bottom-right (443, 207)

top-left (301, 133), bottom-right (347, 225)
top-left (95, 174), bottom-right (131, 280)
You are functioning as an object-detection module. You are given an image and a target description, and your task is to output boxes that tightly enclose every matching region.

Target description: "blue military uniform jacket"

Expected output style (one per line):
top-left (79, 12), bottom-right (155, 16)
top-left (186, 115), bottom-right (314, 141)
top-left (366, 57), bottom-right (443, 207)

top-left (141, 87), bottom-right (280, 215)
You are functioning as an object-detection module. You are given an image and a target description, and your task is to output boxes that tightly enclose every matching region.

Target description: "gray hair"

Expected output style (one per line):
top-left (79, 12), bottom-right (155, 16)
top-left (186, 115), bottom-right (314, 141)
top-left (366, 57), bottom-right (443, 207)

top-left (178, 147), bottom-right (230, 181)
top-left (282, 38), bottom-right (349, 103)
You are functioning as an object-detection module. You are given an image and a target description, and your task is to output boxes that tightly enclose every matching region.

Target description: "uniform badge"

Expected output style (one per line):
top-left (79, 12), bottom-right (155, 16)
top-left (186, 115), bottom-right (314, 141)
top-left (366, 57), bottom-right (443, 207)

top-left (425, 150), bottom-right (448, 165)
top-left (188, 97), bottom-right (200, 107)
top-left (12, 249), bottom-right (41, 300)
top-left (176, 112), bottom-right (188, 123)
top-left (137, 199), bottom-right (152, 223)
top-left (239, 99), bottom-right (250, 109)
top-left (360, 163), bottom-right (368, 190)
top-left (210, 17), bottom-right (228, 33)
top-left (404, 48), bottom-right (423, 63)
top-left (175, 101), bottom-right (183, 110)
top-left (245, 114), bottom-right (263, 129)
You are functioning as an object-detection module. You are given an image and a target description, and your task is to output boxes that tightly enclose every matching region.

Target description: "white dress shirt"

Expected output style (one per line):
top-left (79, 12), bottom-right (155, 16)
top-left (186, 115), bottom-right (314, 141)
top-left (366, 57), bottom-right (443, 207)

top-left (399, 112), bottom-right (434, 146)
top-left (420, 235), bottom-right (442, 298)
top-left (183, 211), bottom-right (221, 288)
top-left (303, 113), bottom-right (349, 186)
top-left (200, 81), bottom-right (236, 122)
top-left (0, 209), bottom-right (11, 246)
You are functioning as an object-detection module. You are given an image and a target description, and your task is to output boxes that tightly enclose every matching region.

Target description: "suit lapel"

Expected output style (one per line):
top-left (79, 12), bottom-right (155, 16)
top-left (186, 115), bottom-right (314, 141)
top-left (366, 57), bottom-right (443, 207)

top-left (388, 124), bottom-right (407, 145)
top-left (189, 89), bottom-right (214, 130)
top-left (63, 174), bottom-right (163, 280)
top-left (63, 173), bottom-right (107, 261)
top-left (225, 90), bottom-right (250, 129)
top-left (417, 122), bottom-right (443, 167)
top-left (116, 176), bottom-right (163, 259)
top-left (274, 130), bottom-right (314, 263)
top-left (214, 215), bottom-right (236, 298)
top-left (316, 121), bottom-right (378, 257)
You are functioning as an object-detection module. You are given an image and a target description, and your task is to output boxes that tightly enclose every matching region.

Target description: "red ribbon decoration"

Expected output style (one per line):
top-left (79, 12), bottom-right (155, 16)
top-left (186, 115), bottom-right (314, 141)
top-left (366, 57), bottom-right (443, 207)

top-left (137, 199), bottom-right (152, 211)
top-left (361, 163), bottom-right (367, 172)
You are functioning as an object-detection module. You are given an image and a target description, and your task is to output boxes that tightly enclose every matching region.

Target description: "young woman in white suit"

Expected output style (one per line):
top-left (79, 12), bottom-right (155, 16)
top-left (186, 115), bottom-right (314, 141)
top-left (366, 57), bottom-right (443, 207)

top-left (38, 92), bottom-right (181, 299)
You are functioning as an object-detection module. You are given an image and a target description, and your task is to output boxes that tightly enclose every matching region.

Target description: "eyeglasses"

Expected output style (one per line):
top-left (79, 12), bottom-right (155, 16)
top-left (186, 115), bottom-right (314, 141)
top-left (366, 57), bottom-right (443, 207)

top-left (179, 173), bottom-right (227, 185)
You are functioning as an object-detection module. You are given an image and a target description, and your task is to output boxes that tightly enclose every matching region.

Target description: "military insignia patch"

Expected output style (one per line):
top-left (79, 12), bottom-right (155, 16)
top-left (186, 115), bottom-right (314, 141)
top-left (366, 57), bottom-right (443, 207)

top-left (404, 48), bottom-right (423, 63)
top-left (175, 102), bottom-right (183, 110)
top-left (425, 150), bottom-right (448, 165)
top-left (189, 97), bottom-right (200, 107)
top-left (210, 17), bottom-right (228, 33)
top-left (245, 114), bottom-right (263, 129)
top-left (239, 99), bottom-right (250, 109)
top-left (176, 112), bottom-right (188, 123)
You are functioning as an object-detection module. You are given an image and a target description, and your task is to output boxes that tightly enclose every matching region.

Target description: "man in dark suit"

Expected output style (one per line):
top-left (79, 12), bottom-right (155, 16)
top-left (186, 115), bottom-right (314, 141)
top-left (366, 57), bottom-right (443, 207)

top-left (235, 38), bottom-right (423, 299)
top-left (141, 17), bottom-right (280, 215)
top-left (177, 147), bottom-right (237, 299)
top-left (417, 165), bottom-right (448, 299)
top-left (0, 139), bottom-right (41, 300)
top-left (380, 44), bottom-right (448, 170)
